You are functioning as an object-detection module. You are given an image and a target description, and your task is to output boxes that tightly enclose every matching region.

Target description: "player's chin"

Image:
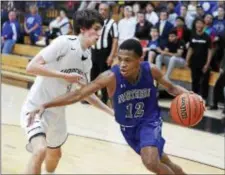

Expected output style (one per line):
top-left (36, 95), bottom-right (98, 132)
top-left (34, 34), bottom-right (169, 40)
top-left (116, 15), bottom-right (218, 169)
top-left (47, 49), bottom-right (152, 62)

top-left (121, 71), bottom-right (129, 77)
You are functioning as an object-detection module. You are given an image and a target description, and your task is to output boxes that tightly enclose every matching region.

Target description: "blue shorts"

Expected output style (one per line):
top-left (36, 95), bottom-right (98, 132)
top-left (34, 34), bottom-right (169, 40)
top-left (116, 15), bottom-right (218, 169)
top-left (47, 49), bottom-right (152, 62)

top-left (120, 120), bottom-right (165, 158)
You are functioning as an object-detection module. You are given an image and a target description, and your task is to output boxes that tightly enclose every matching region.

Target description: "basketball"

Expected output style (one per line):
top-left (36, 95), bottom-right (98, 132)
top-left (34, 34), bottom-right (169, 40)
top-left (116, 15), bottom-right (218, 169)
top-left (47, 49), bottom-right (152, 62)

top-left (170, 93), bottom-right (204, 127)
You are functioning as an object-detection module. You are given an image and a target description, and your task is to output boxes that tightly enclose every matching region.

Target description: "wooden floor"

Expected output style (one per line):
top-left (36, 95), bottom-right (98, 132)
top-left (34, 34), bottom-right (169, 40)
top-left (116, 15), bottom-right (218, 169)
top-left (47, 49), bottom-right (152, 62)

top-left (1, 84), bottom-right (225, 174)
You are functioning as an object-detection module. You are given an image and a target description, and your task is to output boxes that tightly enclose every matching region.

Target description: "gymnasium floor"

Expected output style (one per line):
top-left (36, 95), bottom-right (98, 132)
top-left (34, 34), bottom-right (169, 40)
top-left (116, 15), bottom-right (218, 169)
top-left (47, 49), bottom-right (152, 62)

top-left (1, 84), bottom-right (225, 174)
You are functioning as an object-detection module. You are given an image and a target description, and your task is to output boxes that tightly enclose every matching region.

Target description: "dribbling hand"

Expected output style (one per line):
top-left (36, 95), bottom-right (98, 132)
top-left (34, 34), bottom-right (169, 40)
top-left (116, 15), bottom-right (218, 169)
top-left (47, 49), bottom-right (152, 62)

top-left (26, 106), bottom-right (45, 127)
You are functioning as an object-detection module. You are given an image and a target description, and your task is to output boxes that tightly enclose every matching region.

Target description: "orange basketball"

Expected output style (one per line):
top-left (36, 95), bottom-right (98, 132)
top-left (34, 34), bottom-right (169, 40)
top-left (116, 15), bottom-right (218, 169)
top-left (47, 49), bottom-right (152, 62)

top-left (170, 93), bottom-right (205, 127)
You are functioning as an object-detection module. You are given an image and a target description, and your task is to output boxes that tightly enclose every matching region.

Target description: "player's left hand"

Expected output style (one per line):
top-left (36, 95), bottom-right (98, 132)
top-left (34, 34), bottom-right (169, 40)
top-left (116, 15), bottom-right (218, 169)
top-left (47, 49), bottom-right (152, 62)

top-left (26, 106), bottom-right (45, 127)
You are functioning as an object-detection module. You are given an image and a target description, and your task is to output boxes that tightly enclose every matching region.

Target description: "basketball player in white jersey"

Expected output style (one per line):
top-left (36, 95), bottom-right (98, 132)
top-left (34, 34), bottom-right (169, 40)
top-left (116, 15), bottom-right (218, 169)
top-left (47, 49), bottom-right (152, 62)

top-left (20, 9), bottom-right (113, 174)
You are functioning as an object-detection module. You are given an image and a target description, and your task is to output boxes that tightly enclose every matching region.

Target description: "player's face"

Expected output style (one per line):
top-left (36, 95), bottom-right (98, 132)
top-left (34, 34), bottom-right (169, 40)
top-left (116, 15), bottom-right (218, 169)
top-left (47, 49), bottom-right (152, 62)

top-left (82, 23), bottom-right (102, 47)
top-left (118, 50), bottom-right (141, 78)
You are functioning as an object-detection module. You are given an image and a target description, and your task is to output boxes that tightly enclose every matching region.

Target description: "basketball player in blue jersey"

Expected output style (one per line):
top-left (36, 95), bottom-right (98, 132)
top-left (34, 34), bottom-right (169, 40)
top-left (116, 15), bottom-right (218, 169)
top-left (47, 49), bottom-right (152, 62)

top-left (27, 39), bottom-right (191, 174)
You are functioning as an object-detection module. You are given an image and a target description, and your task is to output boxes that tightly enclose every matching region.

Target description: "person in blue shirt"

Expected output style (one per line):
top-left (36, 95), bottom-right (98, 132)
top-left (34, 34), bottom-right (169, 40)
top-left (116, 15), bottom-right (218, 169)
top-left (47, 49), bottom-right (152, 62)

top-left (1, 10), bottom-right (20, 54)
top-left (24, 4), bottom-right (42, 45)
top-left (27, 39), bottom-right (197, 174)
top-left (144, 27), bottom-right (161, 63)
top-left (213, 7), bottom-right (225, 38)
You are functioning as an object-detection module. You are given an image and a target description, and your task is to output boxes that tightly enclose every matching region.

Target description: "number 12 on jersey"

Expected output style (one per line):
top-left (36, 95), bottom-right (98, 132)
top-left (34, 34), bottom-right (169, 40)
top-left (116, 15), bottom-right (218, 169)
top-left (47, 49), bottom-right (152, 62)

top-left (125, 102), bottom-right (144, 118)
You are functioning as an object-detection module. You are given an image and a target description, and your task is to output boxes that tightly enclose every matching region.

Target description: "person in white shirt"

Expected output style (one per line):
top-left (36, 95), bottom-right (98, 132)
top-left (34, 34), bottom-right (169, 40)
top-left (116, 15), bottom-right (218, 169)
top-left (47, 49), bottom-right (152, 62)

top-left (118, 5), bottom-right (136, 46)
top-left (50, 9), bottom-right (71, 35)
top-left (167, 2), bottom-right (178, 25)
top-left (180, 5), bottom-right (194, 30)
top-left (145, 2), bottom-right (159, 26)
top-left (21, 9), bottom-right (113, 174)
top-left (36, 8), bottom-right (72, 46)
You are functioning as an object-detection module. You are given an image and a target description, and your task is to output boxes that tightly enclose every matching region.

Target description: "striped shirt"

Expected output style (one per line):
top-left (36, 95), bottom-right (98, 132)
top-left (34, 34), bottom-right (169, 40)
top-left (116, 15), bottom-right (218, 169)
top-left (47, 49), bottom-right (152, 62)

top-left (93, 18), bottom-right (118, 50)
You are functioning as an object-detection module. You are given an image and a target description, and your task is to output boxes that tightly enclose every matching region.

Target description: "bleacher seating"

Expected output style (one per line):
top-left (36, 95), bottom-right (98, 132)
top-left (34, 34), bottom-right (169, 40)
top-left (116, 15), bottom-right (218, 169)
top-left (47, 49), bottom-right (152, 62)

top-left (1, 44), bottom-right (43, 88)
top-left (12, 44), bottom-right (42, 57)
top-left (2, 54), bottom-right (35, 88)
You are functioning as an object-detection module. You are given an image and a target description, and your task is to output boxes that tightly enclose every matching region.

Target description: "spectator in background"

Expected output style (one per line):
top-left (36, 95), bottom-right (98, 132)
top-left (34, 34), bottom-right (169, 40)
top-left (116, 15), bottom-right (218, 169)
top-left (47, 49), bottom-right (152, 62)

top-left (155, 10), bottom-right (173, 49)
top-left (186, 18), bottom-right (212, 102)
top-left (167, 1), bottom-right (178, 25)
top-left (212, 1), bottom-right (225, 17)
top-left (204, 14), bottom-right (218, 71)
top-left (36, 8), bottom-right (72, 46)
top-left (213, 7), bottom-right (225, 37)
top-left (24, 5), bottom-right (42, 45)
top-left (1, 11), bottom-right (20, 54)
top-left (144, 27), bottom-right (161, 63)
top-left (156, 30), bottom-right (186, 81)
top-left (132, 3), bottom-right (140, 22)
top-left (145, 2), bottom-right (159, 26)
top-left (187, 1), bottom-right (197, 17)
top-left (204, 14), bottom-right (217, 43)
top-left (118, 5), bottom-right (136, 45)
top-left (180, 5), bottom-right (194, 30)
top-left (196, 5), bottom-right (205, 18)
top-left (173, 16), bottom-right (191, 45)
top-left (135, 10), bottom-right (152, 41)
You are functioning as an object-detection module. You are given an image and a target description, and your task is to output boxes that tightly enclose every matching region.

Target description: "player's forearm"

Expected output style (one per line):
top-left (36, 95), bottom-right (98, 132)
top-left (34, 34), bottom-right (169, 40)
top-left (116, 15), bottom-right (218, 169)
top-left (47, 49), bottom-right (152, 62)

top-left (26, 63), bottom-right (65, 78)
top-left (43, 90), bottom-right (82, 108)
top-left (84, 94), bottom-right (114, 116)
top-left (168, 85), bottom-right (189, 97)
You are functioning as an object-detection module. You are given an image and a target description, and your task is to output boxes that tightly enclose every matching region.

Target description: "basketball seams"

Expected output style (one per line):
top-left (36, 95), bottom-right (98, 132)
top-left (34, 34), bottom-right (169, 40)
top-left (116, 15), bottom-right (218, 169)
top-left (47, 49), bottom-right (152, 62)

top-left (192, 94), bottom-right (198, 125)
top-left (186, 93), bottom-right (191, 127)
top-left (196, 96), bottom-right (203, 125)
top-left (193, 95), bottom-right (203, 126)
top-left (191, 94), bottom-right (198, 126)
top-left (176, 94), bottom-right (185, 126)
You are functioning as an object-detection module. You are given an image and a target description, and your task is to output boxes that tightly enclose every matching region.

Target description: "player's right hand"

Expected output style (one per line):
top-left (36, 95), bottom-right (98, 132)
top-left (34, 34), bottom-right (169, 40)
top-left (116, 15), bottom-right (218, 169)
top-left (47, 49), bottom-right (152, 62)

top-left (63, 73), bottom-right (83, 83)
top-left (26, 106), bottom-right (45, 127)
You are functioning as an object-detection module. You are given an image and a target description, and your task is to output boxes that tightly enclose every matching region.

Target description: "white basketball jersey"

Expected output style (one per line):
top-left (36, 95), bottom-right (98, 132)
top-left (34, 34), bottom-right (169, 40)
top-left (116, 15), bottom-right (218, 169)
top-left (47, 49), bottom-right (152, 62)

top-left (23, 35), bottom-right (92, 113)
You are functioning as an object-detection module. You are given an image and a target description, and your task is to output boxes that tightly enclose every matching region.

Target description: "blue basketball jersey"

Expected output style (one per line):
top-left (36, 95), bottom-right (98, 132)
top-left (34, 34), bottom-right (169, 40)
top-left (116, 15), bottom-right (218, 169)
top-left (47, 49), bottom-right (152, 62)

top-left (111, 61), bottom-right (161, 126)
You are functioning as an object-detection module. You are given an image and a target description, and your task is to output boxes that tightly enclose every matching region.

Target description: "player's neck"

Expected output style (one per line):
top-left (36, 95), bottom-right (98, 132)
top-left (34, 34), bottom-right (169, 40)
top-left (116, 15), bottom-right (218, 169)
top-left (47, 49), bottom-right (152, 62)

top-left (78, 35), bottom-right (88, 51)
top-left (126, 67), bottom-right (141, 84)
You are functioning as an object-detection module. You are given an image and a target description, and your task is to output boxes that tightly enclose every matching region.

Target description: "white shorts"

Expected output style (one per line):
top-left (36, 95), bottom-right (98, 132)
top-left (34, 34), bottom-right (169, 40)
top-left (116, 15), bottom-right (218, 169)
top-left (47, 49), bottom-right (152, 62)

top-left (20, 107), bottom-right (68, 152)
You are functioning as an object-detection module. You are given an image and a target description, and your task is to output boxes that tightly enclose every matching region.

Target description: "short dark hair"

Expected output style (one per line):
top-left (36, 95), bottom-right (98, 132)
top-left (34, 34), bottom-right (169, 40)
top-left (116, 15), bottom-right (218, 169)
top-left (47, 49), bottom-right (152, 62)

top-left (60, 8), bottom-right (67, 14)
top-left (151, 26), bottom-right (159, 32)
top-left (160, 9), bottom-right (168, 15)
top-left (176, 16), bottom-right (185, 22)
top-left (169, 30), bottom-right (177, 36)
top-left (119, 39), bottom-right (143, 58)
top-left (73, 9), bottom-right (104, 35)
top-left (195, 17), bottom-right (204, 24)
